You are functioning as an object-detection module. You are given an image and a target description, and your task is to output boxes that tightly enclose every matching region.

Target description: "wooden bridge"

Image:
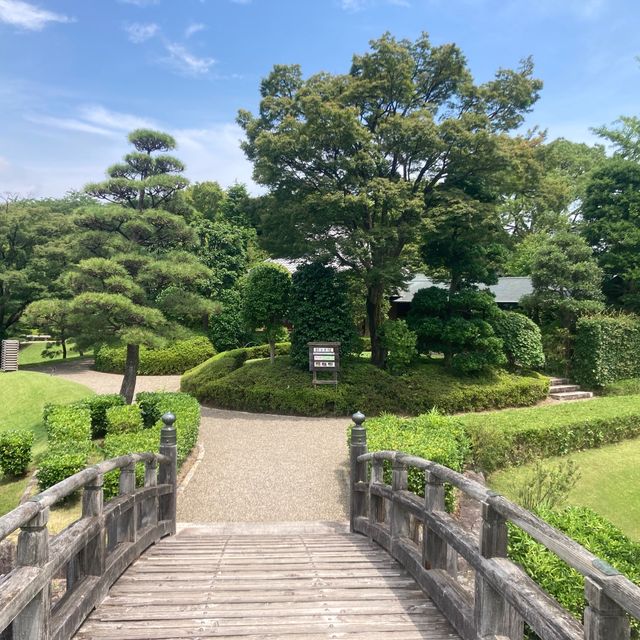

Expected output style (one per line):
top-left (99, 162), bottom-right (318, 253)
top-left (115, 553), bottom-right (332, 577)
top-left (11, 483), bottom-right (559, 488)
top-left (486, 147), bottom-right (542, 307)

top-left (1, 412), bottom-right (639, 639)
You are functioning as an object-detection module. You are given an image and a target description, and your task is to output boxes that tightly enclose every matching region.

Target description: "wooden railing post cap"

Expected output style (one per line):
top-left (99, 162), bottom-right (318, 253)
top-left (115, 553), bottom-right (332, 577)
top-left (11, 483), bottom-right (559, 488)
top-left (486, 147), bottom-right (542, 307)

top-left (161, 412), bottom-right (176, 445)
top-left (351, 411), bottom-right (366, 445)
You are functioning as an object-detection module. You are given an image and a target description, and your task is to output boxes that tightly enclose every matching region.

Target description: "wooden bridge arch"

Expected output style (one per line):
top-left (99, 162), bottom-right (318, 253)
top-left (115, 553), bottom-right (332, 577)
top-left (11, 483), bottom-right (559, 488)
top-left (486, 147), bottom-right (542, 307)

top-left (0, 411), bottom-right (638, 639)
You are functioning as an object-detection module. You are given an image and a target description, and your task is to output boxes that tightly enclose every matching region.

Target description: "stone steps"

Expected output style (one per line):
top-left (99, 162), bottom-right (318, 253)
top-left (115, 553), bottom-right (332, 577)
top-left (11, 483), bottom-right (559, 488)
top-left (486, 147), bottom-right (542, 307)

top-left (548, 377), bottom-right (593, 401)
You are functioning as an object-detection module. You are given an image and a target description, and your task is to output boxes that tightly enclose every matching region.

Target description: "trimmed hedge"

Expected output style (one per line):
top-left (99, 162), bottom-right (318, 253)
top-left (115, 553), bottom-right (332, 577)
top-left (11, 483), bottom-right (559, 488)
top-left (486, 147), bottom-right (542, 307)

top-left (491, 311), bottom-right (545, 370)
top-left (181, 343), bottom-right (291, 395)
top-left (37, 452), bottom-right (87, 492)
top-left (45, 405), bottom-right (91, 448)
top-left (364, 412), bottom-right (470, 510)
top-left (106, 405), bottom-right (144, 435)
top-left (78, 394), bottom-right (125, 438)
top-left (0, 430), bottom-right (34, 477)
top-left (460, 395), bottom-right (640, 473)
top-left (95, 336), bottom-right (215, 375)
top-left (183, 353), bottom-right (548, 417)
top-left (509, 506), bottom-right (640, 638)
top-left (601, 378), bottom-right (640, 396)
top-left (573, 314), bottom-right (640, 387)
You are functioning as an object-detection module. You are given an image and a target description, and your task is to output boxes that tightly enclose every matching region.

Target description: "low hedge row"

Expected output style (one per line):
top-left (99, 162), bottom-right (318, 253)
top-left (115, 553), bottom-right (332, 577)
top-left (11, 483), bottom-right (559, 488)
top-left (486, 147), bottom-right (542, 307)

top-left (95, 337), bottom-right (215, 375)
top-left (600, 378), bottom-right (640, 397)
top-left (363, 412), bottom-right (470, 511)
top-left (509, 506), bottom-right (640, 638)
top-left (0, 431), bottom-right (34, 477)
top-left (183, 351), bottom-right (548, 417)
top-left (573, 314), bottom-right (640, 387)
top-left (460, 395), bottom-right (640, 473)
top-left (44, 405), bottom-right (91, 448)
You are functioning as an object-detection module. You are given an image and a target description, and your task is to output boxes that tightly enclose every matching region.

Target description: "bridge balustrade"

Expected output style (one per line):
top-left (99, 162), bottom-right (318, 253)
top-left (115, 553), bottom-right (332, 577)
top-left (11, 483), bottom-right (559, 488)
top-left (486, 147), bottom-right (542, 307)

top-left (349, 411), bottom-right (640, 640)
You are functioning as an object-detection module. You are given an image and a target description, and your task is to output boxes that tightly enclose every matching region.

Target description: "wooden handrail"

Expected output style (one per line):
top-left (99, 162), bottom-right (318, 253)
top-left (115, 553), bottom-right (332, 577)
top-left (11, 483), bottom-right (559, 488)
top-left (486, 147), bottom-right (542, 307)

top-left (0, 412), bottom-right (178, 640)
top-left (350, 413), bottom-right (639, 640)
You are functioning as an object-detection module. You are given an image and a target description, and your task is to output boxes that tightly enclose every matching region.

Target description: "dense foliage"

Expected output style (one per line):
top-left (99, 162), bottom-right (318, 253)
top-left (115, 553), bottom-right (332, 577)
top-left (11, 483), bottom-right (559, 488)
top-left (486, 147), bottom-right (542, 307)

top-left (76, 394), bottom-right (125, 439)
top-left (242, 263), bottom-right (291, 363)
top-left (95, 336), bottom-right (215, 375)
top-left (183, 350), bottom-right (547, 417)
top-left (379, 319), bottom-right (417, 374)
top-left (37, 452), bottom-right (87, 492)
top-left (364, 411), bottom-right (470, 510)
top-left (460, 395), bottom-right (640, 472)
top-left (509, 507), bottom-right (640, 638)
top-left (208, 288), bottom-right (247, 352)
top-left (289, 263), bottom-right (361, 369)
top-left (407, 287), bottom-right (505, 374)
top-left (106, 404), bottom-right (144, 435)
top-left (573, 314), bottom-right (640, 387)
top-left (0, 430), bottom-right (34, 477)
top-left (44, 404), bottom-right (91, 448)
top-left (491, 310), bottom-right (545, 370)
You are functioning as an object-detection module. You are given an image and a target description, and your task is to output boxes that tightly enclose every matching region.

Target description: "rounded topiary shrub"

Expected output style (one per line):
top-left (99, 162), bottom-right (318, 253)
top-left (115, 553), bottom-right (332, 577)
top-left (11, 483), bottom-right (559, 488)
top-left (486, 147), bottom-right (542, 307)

top-left (0, 430), bottom-right (34, 477)
top-left (95, 336), bottom-right (215, 375)
top-left (491, 310), bottom-right (545, 370)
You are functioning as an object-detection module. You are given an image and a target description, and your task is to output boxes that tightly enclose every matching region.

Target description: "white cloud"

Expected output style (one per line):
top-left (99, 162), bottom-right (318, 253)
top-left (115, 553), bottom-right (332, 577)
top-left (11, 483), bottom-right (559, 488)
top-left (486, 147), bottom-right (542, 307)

top-left (0, 0), bottom-right (73, 30)
top-left (185, 22), bottom-right (205, 38)
top-left (25, 114), bottom-right (115, 137)
top-left (0, 156), bottom-right (9, 171)
top-left (124, 21), bottom-right (158, 43)
top-left (163, 42), bottom-right (215, 76)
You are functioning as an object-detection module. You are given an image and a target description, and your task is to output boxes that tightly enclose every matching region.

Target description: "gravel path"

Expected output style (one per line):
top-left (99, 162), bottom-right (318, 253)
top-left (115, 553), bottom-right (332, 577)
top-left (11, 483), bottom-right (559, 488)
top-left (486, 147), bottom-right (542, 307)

top-left (28, 359), bottom-right (350, 523)
top-left (25, 359), bottom-right (181, 395)
top-left (178, 408), bottom-right (350, 523)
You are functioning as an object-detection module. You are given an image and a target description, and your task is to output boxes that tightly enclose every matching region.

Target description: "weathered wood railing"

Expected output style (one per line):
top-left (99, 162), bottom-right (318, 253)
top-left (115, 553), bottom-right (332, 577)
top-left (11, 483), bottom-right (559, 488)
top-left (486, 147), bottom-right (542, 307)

top-left (0, 412), bottom-right (178, 640)
top-left (349, 411), bottom-right (640, 640)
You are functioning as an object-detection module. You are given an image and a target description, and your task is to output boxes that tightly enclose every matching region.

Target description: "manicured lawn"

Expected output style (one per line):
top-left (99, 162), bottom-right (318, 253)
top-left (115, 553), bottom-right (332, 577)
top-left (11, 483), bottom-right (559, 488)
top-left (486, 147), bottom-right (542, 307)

top-left (19, 342), bottom-right (81, 366)
top-left (0, 371), bottom-right (93, 456)
top-left (489, 437), bottom-right (640, 540)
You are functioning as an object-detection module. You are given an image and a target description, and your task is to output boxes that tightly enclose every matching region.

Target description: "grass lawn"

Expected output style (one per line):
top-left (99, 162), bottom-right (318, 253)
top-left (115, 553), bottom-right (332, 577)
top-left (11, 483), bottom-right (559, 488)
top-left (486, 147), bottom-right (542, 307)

top-left (19, 342), bottom-right (81, 366)
top-left (0, 371), bottom-right (93, 516)
top-left (489, 437), bottom-right (640, 541)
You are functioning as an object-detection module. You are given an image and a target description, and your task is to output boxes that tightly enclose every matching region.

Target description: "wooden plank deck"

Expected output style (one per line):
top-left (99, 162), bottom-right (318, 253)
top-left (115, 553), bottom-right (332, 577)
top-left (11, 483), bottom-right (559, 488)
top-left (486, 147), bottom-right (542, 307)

top-left (74, 523), bottom-right (461, 639)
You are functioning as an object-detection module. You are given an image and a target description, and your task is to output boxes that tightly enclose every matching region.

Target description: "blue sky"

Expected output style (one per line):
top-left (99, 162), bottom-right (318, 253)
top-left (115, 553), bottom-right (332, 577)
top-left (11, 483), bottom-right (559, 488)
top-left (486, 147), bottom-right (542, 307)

top-left (0, 0), bottom-right (638, 197)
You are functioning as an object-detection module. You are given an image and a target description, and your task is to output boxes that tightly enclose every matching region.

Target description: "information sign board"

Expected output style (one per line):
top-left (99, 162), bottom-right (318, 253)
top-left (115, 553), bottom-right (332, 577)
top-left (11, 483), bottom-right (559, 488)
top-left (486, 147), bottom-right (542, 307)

top-left (308, 342), bottom-right (340, 386)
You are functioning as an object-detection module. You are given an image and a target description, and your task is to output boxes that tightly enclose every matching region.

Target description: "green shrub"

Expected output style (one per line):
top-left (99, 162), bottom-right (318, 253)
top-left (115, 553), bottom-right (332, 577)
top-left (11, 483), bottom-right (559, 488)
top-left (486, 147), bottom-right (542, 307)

top-left (78, 394), bottom-right (125, 438)
top-left (573, 314), bottom-right (640, 387)
top-left (103, 428), bottom-right (160, 498)
top-left (45, 405), bottom-right (91, 447)
top-left (0, 430), bottom-right (34, 477)
top-left (37, 452), bottom-right (87, 491)
top-left (509, 507), bottom-right (640, 638)
top-left (491, 311), bottom-right (545, 370)
top-left (184, 355), bottom-right (548, 417)
top-left (364, 411), bottom-right (470, 510)
top-left (379, 319), bottom-right (417, 375)
top-left (95, 336), bottom-right (215, 375)
top-left (460, 395), bottom-right (640, 473)
top-left (209, 288), bottom-right (248, 352)
top-left (106, 404), bottom-right (144, 435)
top-left (181, 343), bottom-right (291, 396)
top-left (601, 377), bottom-right (640, 396)
top-left (289, 263), bottom-right (361, 369)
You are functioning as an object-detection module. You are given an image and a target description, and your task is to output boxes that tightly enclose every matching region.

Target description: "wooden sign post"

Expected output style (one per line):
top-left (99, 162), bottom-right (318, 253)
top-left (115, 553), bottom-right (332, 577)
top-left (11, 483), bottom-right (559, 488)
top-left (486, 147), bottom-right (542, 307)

top-left (308, 342), bottom-right (340, 386)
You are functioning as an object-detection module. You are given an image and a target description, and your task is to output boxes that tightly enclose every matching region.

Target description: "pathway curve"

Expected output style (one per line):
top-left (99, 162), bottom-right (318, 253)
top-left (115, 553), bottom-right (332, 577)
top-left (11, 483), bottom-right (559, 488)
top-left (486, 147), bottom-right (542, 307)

top-left (27, 359), bottom-right (350, 523)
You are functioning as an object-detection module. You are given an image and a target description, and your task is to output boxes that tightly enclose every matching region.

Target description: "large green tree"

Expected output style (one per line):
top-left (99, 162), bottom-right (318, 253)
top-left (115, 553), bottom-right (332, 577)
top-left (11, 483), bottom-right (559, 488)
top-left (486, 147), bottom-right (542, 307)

top-left (582, 159), bottom-right (640, 311)
top-left (0, 195), bottom-right (83, 339)
top-left (238, 32), bottom-right (541, 366)
top-left (64, 130), bottom-right (212, 402)
top-left (593, 115), bottom-right (640, 161)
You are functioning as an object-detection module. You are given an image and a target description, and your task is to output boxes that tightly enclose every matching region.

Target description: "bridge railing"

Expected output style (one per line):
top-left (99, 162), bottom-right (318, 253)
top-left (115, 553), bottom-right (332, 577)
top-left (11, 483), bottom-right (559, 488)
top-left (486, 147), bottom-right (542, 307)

top-left (0, 412), bottom-right (178, 640)
top-left (349, 411), bottom-right (640, 640)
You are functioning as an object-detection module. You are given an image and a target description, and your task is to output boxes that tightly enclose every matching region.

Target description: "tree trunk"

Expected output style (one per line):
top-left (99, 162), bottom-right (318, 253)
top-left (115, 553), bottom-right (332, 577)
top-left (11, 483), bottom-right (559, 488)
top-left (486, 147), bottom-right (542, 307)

top-left (367, 283), bottom-right (386, 368)
top-left (120, 344), bottom-right (139, 404)
top-left (269, 340), bottom-right (275, 365)
top-left (61, 338), bottom-right (67, 360)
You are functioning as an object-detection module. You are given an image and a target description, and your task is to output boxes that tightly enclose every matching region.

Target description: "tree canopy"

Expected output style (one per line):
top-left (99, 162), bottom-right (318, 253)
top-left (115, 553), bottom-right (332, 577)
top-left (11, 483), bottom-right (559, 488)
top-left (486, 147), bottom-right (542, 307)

top-left (239, 32), bottom-right (542, 365)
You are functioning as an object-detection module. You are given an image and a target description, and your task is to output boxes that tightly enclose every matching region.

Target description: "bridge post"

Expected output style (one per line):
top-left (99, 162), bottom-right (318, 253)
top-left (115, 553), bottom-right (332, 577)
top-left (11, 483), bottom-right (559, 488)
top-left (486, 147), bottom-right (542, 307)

top-left (118, 462), bottom-right (137, 543)
top-left (391, 458), bottom-right (409, 548)
top-left (144, 458), bottom-right (159, 529)
top-left (350, 411), bottom-right (367, 533)
top-left (584, 577), bottom-right (630, 640)
top-left (13, 506), bottom-right (50, 640)
top-left (82, 473), bottom-right (105, 576)
top-left (423, 470), bottom-right (447, 570)
top-left (474, 501), bottom-right (523, 639)
top-left (159, 412), bottom-right (177, 535)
